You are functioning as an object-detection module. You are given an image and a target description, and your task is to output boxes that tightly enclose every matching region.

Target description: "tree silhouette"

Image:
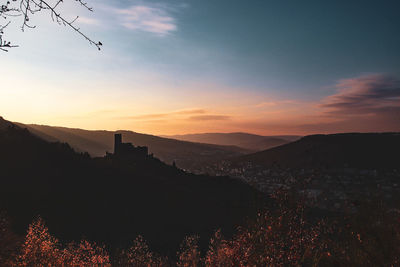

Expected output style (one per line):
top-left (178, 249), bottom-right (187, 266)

top-left (0, 212), bottom-right (20, 266)
top-left (0, 0), bottom-right (102, 51)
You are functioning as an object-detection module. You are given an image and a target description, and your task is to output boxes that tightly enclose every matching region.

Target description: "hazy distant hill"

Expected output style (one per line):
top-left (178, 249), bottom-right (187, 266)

top-left (0, 117), bottom-right (261, 255)
top-left (15, 123), bottom-right (250, 170)
top-left (164, 132), bottom-right (301, 151)
top-left (233, 133), bottom-right (400, 170)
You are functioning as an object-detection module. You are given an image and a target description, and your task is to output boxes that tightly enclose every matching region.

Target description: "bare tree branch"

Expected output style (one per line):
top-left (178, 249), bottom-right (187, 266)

top-left (0, 0), bottom-right (102, 51)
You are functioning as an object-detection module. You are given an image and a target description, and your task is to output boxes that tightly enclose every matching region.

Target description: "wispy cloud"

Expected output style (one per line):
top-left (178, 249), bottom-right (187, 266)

top-left (285, 74), bottom-right (400, 133)
top-left (113, 5), bottom-right (177, 35)
top-left (320, 74), bottom-right (400, 116)
top-left (255, 100), bottom-right (297, 108)
top-left (78, 16), bottom-right (101, 26)
top-left (188, 115), bottom-right (231, 121)
top-left (234, 74), bottom-right (400, 134)
top-left (255, 102), bottom-right (277, 107)
top-left (117, 109), bottom-right (207, 121)
top-left (120, 113), bottom-right (169, 120)
top-left (173, 109), bottom-right (206, 115)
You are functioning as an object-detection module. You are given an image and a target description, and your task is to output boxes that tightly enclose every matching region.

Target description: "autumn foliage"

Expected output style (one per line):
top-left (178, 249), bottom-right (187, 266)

top-left (177, 236), bottom-right (202, 267)
top-left (16, 217), bottom-right (110, 266)
top-left (117, 235), bottom-right (168, 267)
top-left (1, 190), bottom-right (400, 266)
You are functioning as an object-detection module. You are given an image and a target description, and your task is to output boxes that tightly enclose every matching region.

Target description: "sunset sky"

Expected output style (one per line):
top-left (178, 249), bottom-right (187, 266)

top-left (1, 0), bottom-right (399, 135)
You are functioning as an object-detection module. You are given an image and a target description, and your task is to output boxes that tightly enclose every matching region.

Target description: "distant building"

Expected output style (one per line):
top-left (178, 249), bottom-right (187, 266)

top-left (114, 133), bottom-right (148, 159)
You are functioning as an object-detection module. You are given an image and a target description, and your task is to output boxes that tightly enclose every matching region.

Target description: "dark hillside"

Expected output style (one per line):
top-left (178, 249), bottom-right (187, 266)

top-left (233, 133), bottom-right (400, 170)
top-left (0, 117), bottom-right (261, 256)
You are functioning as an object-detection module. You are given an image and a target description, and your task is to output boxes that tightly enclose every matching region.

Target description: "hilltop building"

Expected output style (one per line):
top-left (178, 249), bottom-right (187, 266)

top-left (113, 133), bottom-right (148, 159)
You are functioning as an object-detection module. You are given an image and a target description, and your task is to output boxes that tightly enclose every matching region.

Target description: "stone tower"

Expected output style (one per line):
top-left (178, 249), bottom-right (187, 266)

top-left (114, 133), bottom-right (122, 154)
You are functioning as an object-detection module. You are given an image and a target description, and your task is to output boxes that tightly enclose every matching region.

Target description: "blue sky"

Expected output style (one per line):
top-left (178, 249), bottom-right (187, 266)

top-left (1, 0), bottom-right (399, 134)
top-left (103, 0), bottom-right (400, 96)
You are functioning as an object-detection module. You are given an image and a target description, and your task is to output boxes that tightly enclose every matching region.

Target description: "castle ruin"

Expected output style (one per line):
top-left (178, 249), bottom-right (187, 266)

top-left (113, 133), bottom-right (148, 159)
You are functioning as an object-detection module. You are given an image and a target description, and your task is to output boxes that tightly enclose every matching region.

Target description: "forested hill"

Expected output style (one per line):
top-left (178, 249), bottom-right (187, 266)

top-left (233, 133), bottom-right (400, 170)
top-left (16, 123), bottom-right (250, 170)
top-left (0, 117), bottom-right (261, 256)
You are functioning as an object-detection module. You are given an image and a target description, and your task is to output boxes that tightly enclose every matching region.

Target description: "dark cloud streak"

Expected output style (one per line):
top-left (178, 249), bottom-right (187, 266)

top-left (320, 74), bottom-right (400, 116)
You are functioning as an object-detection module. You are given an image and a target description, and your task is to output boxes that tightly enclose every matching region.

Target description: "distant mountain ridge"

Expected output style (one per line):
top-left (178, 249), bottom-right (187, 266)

top-left (232, 133), bottom-right (400, 170)
top-left (164, 132), bottom-right (301, 151)
top-left (15, 123), bottom-right (251, 170)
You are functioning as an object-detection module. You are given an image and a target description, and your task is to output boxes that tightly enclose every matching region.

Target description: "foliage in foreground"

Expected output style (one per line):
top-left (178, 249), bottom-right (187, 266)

top-left (17, 217), bottom-right (110, 266)
top-left (1, 191), bottom-right (400, 266)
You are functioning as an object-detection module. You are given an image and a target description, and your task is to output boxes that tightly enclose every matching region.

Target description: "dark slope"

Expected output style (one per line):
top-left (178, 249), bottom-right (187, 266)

top-left (17, 124), bottom-right (250, 170)
top-left (165, 132), bottom-right (300, 151)
top-left (0, 117), bottom-right (261, 255)
top-left (233, 133), bottom-right (400, 170)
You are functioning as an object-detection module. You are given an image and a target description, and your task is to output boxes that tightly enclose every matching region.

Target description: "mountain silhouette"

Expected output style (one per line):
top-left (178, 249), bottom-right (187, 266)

top-left (165, 132), bottom-right (301, 151)
top-left (232, 133), bottom-right (400, 170)
top-left (16, 123), bottom-right (250, 170)
top-left (0, 117), bottom-right (261, 256)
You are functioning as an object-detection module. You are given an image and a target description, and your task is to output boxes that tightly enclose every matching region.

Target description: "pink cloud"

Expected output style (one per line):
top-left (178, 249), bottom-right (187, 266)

top-left (114, 5), bottom-right (177, 35)
top-left (320, 74), bottom-right (400, 116)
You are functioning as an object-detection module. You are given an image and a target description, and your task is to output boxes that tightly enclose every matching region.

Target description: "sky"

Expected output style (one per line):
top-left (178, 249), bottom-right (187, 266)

top-left (1, 0), bottom-right (399, 135)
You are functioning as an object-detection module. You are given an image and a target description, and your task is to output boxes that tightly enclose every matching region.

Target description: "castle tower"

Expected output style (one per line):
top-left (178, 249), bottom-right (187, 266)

top-left (114, 133), bottom-right (122, 154)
